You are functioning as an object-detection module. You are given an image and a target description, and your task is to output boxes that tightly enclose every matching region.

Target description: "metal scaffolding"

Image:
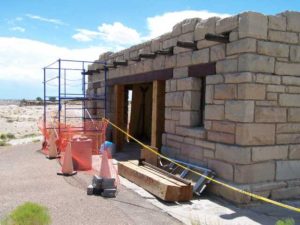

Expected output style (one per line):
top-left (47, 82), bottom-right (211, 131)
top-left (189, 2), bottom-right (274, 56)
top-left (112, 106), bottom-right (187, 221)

top-left (43, 59), bottom-right (107, 136)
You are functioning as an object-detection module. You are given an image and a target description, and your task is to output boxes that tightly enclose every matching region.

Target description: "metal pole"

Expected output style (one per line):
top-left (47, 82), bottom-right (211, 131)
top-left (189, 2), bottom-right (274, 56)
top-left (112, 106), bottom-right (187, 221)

top-left (58, 59), bottom-right (61, 136)
top-left (82, 61), bottom-right (85, 122)
top-left (104, 62), bottom-right (107, 119)
top-left (64, 69), bottom-right (66, 126)
top-left (43, 68), bottom-right (46, 134)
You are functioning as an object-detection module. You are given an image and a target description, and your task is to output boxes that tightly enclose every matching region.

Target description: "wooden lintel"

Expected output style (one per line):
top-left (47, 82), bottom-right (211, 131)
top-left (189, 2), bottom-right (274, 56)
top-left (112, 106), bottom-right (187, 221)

top-left (106, 68), bottom-right (173, 86)
top-left (188, 62), bottom-right (216, 78)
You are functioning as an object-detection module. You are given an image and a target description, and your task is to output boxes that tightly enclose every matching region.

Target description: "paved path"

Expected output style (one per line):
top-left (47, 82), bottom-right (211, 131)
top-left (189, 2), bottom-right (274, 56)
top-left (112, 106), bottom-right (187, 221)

top-left (0, 143), bottom-right (181, 225)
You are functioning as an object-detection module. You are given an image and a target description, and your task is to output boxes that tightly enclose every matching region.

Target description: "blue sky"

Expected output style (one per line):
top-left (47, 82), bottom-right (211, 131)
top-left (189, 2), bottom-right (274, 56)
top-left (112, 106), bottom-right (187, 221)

top-left (0, 0), bottom-right (300, 99)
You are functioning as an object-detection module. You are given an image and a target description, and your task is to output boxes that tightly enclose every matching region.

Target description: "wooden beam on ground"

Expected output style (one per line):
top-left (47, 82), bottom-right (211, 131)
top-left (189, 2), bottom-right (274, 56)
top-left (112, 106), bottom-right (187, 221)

top-left (118, 160), bottom-right (193, 202)
top-left (113, 84), bottom-right (125, 151)
top-left (140, 146), bottom-right (158, 166)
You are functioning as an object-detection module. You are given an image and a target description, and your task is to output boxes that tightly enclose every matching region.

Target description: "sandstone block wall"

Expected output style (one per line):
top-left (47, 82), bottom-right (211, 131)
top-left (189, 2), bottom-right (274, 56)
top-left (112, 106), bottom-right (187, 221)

top-left (87, 11), bottom-right (300, 203)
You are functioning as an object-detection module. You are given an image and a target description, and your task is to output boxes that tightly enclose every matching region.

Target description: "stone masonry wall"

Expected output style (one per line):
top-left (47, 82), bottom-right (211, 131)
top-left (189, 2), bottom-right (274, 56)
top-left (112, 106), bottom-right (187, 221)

top-left (87, 11), bottom-right (300, 203)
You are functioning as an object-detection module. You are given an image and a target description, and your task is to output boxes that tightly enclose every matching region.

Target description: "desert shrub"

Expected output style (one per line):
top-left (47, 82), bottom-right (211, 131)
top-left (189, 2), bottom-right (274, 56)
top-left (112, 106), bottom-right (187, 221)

top-left (36, 97), bottom-right (43, 102)
top-left (276, 218), bottom-right (295, 225)
top-left (0, 140), bottom-right (7, 146)
top-left (6, 133), bottom-right (16, 139)
top-left (1, 202), bottom-right (51, 225)
top-left (49, 96), bottom-right (56, 102)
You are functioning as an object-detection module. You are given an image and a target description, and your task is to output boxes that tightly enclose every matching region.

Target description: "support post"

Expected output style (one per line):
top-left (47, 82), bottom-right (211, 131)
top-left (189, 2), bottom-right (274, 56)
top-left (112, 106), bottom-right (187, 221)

top-left (151, 80), bottom-right (165, 148)
top-left (113, 85), bottom-right (125, 151)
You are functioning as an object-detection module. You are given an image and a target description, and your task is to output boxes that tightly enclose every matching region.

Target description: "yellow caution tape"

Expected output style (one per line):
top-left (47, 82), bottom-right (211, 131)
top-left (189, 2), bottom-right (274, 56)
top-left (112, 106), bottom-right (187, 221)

top-left (104, 118), bottom-right (300, 213)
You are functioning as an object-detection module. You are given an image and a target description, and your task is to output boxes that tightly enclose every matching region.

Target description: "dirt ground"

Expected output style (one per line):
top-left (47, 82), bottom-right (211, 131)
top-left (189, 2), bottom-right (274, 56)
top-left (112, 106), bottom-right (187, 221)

top-left (0, 142), bottom-right (182, 225)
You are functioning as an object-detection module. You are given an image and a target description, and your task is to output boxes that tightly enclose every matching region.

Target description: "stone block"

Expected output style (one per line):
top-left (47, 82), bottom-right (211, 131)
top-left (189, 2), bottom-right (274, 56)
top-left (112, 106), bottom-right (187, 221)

top-left (165, 92), bottom-right (183, 107)
top-left (171, 110), bottom-right (180, 121)
top-left (204, 121), bottom-right (212, 130)
top-left (226, 38), bottom-right (256, 55)
top-left (283, 76), bottom-right (300, 86)
top-left (167, 139), bottom-right (181, 149)
top-left (182, 18), bottom-right (199, 33)
top-left (170, 80), bottom-right (176, 92)
top-left (267, 93), bottom-right (278, 101)
top-left (290, 46), bottom-right (300, 62)
top-left (205, 105), bottom-right (224, 120)
top-left (192, 48), bottom-right (209, 64)
top-left (229, 31), bottom-right (238, 41)
top-left (288, 108), bottom-right (300, 122)
top-left (211, 121), bottom-right (235, 134)
top-left (277, 123), bottom-right (300, 133)
top-left (206, 74), bottom-right (224, 85)
top-left (176, 52), bottom-right (192, 67)
top-left (252, 146), bottom-right (288, 162)
top-left (287, 86), bottom-right (300, 94)
top-left (208, 181), bottom-right (251, 204)
top-left (171, 23), bottom-right (182, 37)
top-left (153, 55), bottom-right (165, 70)
top-left (224, 72), bottom-right (253, 83)
top-left (214, 84), bottom-right (237, 100)
top-left (275, 62), bottom-right (300, 76)
top-left (236, 123), bottom-right (275, 145)
top-left (173, 67), bottom-right (188, 78)
top-left (165, 55), bottom-right (176, 68)
top-left (276, 160), bottom-right (300, 180)
top-left (289, 145), bottom-right (300, 159)
top-left (175, 126), bottom-right (206, 139)
top-left (194, 17), bottom-right (218, 41)
top-left (225, 100), bottom-right (254, 122)
top-left (267, 85), bottom-right (285, 93)
top-left (164, 120), bottom-right (176, 133)
top-left (151, 38), bottom-right (161, 52)
top-left (238, 53), bottom-right (275, 73)
top-left (216, 15), bottom-right (238, 34)
top-left (272, 187), bottom-right (300, 200)
top-left (183, 91), bottom-right (201, 110)
top-left (268, 15), bottom-right (286, 31)
top-left (257, 41), bottom-right (289, 58)
top-left (279, 94), bottom-right (300, 107)
top-left (167, 133), bottom-right (184, 142)
top-left (203, 149), bottom-right (214, 158)
top-left (163, 38), bottom-right (177, 49)
top-left (285, 11), bottom-right (300, 32)
top-left (215, 143), bottom-right (251, 164)
top-left (256, 74), bottom-right (281, 85)
top-left (207, 131), bottom-right (234, 144)
top-left (268, 30), bottom-right (298, 44)
top-left (197, 40), bottom-right (219, 49)
top-left (205, 85), bottom-right (214, 104)
top-left (179, 111), bottom-right (200, 126)
top-left (210, 44), bottom-right (225, 61)
top-left (277, 134), bottom-right (300, 144)
top-left (238, 83), bottom-right (266, 100)
top-left (208, 159), bottom-right (234, 181)
top-left (216, 59), bottom-right (238, 74)
top-left (177, 77), bottom-right (201, 91)
top-left (178, 32), bottom-right (194, 43)
top-left (183, 137), bottom-right (195, 145)
top-left (195, 140), bottom-right (215, 149)
top-left (255, 107), bottom-right (286, 123)
top-left (165, 108), bottom-right (172, 119)
top-left (239, 12), bottom-right (268, 39)
top-left (235, 162), bottom-right (275, 183)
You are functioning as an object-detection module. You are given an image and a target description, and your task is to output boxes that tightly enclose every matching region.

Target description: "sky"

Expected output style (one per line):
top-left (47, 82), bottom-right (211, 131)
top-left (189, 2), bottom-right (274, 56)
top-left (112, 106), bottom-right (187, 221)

top-left (0, 0), bottom-right (300, 99)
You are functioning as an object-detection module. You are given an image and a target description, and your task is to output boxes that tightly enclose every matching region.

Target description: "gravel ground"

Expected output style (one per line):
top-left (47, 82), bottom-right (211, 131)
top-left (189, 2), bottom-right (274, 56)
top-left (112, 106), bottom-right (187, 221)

top-left (0, 142), bottom-right (182, 225)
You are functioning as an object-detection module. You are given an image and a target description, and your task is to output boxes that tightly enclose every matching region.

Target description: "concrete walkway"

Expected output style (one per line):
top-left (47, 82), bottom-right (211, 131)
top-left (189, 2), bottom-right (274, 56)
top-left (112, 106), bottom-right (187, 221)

top-left (0, 143), bottom-right (181, 225)
top-left (1, 142), bottom-right (299, 225)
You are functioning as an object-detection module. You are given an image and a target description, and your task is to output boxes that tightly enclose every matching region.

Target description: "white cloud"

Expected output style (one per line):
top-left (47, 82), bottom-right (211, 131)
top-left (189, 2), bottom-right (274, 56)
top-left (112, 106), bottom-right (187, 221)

top-left (72, 10), bottom-right (230, 47)
top-left (146, 10), bottom-right (231, 38)
top-left (73, 22), bottom-right (141, 47)
top-left (72, 29), bottom-right (100, 42)
top-left (97, 22), bottom-right (141, 45)
top-left (0, 37), bottom-right (108, 83)
top-left (26, 14), bottom-right (67, 26)
top-left (10, 26), bottom-right (25, 32)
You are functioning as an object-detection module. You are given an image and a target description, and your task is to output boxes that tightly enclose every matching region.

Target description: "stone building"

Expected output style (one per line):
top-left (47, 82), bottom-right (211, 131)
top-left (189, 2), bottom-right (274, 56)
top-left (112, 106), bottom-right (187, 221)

top-left (86, 11), bottom-right (300, 203)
